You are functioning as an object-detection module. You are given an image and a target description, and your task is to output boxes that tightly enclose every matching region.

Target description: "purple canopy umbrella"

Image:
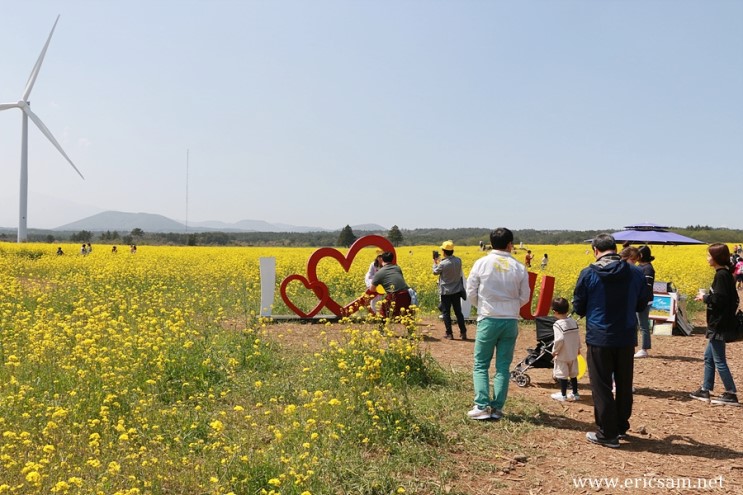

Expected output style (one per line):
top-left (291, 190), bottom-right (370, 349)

top-left (610, 224), bottom-right (704, 245)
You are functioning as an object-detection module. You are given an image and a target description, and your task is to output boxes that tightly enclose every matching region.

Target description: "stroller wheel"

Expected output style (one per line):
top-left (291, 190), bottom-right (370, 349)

top-left (514, 373), bottom-right (531, 388)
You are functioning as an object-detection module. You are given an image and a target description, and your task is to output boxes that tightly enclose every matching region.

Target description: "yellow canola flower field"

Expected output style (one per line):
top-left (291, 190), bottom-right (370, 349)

top-left (268, 242), bottom-right (719, 315)
top-left (0, 242), bottom-right (437, 494)
top-left (0, 241), bottom-right (722, 493)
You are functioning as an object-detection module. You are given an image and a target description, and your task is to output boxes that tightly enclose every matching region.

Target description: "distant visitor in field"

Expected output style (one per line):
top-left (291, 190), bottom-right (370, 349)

top-left (525, 250), bottom-right (534, 268)
top-left (573, 233), bottom-right (649, 449)
top-left (433, 240), bottom-right (467, 340)
top-left (80, 244), bottom-right (87, 256)
top-left (540, 253), bottom-right (549, 270)
top-left (732, 245), bottom-right (742, 265)
top-left (689, 243), bottom-right (739, 406)
top-left (56, 247), bottom-right (64, 256)
top-left (465, 227), bottom-right (530, 421)
top-left (111, 245), bottom-right (118, 254)
top-left (734, 256), bottom-right (743, 290)
top-left (369, 252), bottom-right (412, 318)
top-left (130, 244), bottom-right (137, 254)
top-left (550, 297), bottom-right (581, 402)
top-left (634, 246), bottom-right (656, 359)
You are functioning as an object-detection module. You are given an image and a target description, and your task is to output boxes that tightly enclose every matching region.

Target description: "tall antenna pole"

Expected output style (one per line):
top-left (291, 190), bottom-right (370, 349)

top-left (185, 149), bottom-right (189, 233)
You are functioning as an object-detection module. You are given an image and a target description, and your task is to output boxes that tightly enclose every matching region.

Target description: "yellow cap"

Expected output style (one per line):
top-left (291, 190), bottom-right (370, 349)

top-left (440, 240), bottom-right (454, 251)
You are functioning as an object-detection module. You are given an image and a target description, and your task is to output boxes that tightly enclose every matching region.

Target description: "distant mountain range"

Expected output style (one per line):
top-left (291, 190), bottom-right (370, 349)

top-left (53, 211), bottom-right (386, 234)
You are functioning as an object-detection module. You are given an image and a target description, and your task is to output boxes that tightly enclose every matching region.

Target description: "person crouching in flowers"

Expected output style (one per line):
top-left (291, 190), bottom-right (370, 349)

top-left (550, 297), bottom-right (581, 402)
top-left (369, 251), bottom-right (412, 318)
top-left (689, 243), bottom-right (740, 406)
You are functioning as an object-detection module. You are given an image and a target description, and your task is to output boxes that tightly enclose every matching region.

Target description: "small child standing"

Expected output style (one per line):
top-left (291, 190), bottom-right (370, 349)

top-left (550, 297), bottom-right (581, 401)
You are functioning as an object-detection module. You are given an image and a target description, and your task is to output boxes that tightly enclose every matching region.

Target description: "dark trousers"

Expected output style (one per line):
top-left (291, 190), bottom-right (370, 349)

top-left (560, 378), bottom-right (578, 396)
top-left (586, 344), bottom-right (634, 439)
top-left (380, 290), bottom-right (412, 318)
top-left (441, 293), bottom-right (467, 336)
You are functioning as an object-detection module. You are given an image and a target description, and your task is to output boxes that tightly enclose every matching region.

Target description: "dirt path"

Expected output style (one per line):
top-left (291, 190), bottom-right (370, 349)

top-left (420, 315), bottom-right (743, 494)
top-left (272, 314), bottom-right (743, 494)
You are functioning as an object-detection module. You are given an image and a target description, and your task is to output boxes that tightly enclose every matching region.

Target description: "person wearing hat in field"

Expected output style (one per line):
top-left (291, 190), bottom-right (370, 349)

top-left (433, 240), bottom-right (468, 340)
top-left (364, 249), bottom-right (385, 314)
top-left (634, 246), bottom-right (656, 358)
top-left (370, 252), bottom-right (412, 319)
top-left (365, 248), bottom-right (385, 289)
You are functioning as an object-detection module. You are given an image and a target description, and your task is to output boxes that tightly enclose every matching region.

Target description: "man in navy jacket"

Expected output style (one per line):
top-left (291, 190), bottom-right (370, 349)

top-left (573, 233), bottom-right (650, 448)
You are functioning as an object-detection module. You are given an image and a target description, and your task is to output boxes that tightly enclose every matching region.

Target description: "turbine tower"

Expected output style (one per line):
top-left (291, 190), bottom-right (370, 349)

top-left (0, 15), bottom-right (84, 242)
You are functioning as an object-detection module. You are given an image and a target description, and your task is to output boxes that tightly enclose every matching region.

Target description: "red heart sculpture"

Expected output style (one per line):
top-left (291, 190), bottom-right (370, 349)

top-left (306, 235), bottom-right (397, 317)
top-left (279, 274), bottom-right (330, 318)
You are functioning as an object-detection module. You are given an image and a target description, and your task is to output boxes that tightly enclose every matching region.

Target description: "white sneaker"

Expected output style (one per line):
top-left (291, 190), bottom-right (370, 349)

top-left (551, 392), bottom-right (567, 401)
top-left (467, 405), bottom-right (491, 420)
top-left (568, 393), bottom-right (581, 401)
top-left (490, 408), bottom-right (503, 420)
top-left (634, 349), bottom-right (648, 358)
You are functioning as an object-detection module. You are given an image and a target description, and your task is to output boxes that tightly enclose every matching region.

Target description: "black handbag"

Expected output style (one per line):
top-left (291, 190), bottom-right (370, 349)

top-left (459, 277), bottom-right (467, 300)
top-left (726, 310), bottom-right (743, 343)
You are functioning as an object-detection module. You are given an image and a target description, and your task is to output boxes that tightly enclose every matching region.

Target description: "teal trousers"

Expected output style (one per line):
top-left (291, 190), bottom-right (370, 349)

top-left (473, 318), bottom-right (518, 410)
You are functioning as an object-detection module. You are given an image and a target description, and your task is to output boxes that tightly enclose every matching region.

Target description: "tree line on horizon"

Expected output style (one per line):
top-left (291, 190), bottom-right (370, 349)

top-left (3, 224), bottom-right (741, 247)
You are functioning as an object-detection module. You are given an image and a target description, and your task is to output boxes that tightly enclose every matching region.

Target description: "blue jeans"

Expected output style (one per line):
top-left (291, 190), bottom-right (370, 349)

top-left (473, 318), bottom-right (518, 410)
top-left (636, 305), bottom-right (651, 350)
top-left (702, 339), bottom-right (737, 393)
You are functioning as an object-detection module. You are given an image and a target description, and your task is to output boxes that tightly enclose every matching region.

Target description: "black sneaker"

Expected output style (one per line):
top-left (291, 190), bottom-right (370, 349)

top-left (689, 388), bottom-right (710, 402)
top-left (586, 432), bottom-right (620, 449)
top-left (460, 333), bottom-right (467, 340)
top-left (711, 392), bottom-right (741, 406)
top-left (443, 333), bottom-right (454, 340)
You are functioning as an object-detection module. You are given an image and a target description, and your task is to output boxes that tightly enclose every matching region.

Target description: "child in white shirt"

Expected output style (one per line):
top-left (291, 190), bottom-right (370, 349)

top-left (550, 297), bottom-right (581, 401)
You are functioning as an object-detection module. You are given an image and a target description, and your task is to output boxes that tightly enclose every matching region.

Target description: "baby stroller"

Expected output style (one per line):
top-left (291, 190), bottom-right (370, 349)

top-left (510, 316), bottom-right (556, 387)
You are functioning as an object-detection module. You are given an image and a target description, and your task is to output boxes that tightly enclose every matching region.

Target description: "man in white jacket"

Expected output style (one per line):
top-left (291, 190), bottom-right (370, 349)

top-left (466, 228), bottom-right (530, 420)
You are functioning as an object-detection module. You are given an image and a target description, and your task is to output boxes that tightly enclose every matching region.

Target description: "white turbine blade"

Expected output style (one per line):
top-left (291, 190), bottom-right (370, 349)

top-left (22, 15), bottom-right (60, 101)
top-left (0, 102), bottom-right (20, 111)
top-left (23, 106), bottom-right (85, 180)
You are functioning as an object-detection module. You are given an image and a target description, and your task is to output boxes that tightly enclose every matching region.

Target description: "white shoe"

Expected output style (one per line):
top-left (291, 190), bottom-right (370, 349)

top-left (467, 405), bottom-right (491, 420)
top-left (634, 349), bottom-right (648, 358)
top-left (568, 393), bottom-right (581, 401)
top-left (551, 392), bottom-right (567, 401)
top-left (490, 408), bottom-right (503, 420)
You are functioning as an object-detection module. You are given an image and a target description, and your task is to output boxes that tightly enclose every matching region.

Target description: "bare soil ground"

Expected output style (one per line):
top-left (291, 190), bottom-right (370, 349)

top-left (270, 312), bottom-right (743, 494)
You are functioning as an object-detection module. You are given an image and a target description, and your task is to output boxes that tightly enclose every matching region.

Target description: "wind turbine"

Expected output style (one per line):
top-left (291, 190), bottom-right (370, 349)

top-left (0, 15), bottom-right (84, 242)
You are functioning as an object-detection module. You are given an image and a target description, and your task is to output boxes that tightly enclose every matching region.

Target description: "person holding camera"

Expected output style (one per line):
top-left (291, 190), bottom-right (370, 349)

top-left (433, 241), bottom-right (468, 340)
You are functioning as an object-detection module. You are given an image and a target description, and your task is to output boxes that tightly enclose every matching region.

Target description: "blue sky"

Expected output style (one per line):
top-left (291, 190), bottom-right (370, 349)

top-left (0, 0), bottom-right (741, 231)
